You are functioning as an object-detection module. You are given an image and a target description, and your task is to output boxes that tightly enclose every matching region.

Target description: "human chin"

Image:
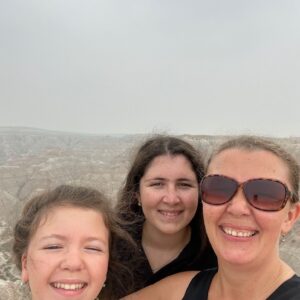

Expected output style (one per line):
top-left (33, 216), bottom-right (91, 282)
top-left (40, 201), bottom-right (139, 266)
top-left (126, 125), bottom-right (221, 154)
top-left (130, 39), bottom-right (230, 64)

top-left (31, 281), bottom-right (102, 300)
top-left (155, 219), bottom-right (188, 235)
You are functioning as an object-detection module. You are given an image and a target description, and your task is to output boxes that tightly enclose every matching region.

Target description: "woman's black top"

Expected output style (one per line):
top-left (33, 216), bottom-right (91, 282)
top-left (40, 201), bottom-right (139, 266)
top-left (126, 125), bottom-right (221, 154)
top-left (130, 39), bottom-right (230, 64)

top-left (183, 269), bottom-right (300, 300)
top-left (125, 224), bottom-right (217, 293)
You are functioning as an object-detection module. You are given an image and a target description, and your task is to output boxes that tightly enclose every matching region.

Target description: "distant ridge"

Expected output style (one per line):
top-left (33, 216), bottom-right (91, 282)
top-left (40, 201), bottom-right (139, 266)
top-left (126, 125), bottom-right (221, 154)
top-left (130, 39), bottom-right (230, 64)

top-left (0, 126), bottom-right (154, 138)
top-left (0, 126), bottom-right (108, 136)
top-left (0, 126), bottom-right (299, 139)
top-left (0, 127), bottom-right (299, 280)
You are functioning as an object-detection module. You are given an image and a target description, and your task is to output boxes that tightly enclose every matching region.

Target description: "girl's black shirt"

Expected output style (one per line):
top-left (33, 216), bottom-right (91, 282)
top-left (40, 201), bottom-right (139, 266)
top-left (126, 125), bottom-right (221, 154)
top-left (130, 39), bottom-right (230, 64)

top-left (127, 225), bottom-right (217, 293)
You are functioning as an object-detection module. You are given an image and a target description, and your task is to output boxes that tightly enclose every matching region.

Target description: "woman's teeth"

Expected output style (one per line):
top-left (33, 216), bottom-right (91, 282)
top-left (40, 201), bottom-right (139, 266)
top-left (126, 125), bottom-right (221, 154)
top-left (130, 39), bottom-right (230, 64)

top-left (223, 227), bottom-right (256, 237)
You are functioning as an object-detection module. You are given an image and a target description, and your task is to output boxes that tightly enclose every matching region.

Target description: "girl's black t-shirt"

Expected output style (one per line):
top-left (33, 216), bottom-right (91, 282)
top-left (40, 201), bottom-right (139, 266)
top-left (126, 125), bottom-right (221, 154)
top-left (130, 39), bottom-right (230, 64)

top-left (120, 225), bottom-right (217, 294)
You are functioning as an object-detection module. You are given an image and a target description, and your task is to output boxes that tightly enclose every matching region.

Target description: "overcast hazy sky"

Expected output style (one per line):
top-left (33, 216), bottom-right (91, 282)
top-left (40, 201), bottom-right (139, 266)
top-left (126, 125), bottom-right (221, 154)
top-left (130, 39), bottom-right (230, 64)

top-left (1, 1), bottom-right (299, 137)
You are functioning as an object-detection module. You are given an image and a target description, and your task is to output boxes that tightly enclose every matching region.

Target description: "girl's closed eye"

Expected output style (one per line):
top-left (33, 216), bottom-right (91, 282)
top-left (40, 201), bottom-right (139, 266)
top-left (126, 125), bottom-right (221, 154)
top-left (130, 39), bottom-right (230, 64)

top-left (42, 244), bottom-right (63, 250)
top-left (85, 246), bottom-right (103, 252)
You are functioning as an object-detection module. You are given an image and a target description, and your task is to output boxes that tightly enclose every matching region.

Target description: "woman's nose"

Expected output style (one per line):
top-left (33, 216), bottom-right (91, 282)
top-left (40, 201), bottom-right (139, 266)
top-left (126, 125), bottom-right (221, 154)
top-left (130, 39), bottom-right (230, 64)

top-left (226, 187), bottom-right (251, 216)
top-left (162, 185), bottom-right (180, 204)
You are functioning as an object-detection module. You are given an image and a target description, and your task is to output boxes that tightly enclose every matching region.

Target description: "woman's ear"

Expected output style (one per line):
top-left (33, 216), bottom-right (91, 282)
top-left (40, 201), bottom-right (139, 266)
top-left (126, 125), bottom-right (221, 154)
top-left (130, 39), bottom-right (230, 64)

top-left (135, 192), bottom-right (142, 206)
top-left (21, 253), bottom-right (29, 283)
top-left (281, 203), bottom-right (300, 234)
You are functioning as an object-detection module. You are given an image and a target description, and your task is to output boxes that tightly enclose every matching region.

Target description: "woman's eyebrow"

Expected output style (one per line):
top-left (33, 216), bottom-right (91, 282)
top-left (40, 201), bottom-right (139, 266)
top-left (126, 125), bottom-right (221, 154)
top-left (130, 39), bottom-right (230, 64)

top-left (143, 177), bottom-right (166, 181)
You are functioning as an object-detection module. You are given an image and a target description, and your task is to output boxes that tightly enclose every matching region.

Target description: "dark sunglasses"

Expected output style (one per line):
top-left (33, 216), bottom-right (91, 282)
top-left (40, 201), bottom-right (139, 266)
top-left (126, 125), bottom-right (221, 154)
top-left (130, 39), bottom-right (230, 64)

top-left (200, 174), bottom-right (292, 212)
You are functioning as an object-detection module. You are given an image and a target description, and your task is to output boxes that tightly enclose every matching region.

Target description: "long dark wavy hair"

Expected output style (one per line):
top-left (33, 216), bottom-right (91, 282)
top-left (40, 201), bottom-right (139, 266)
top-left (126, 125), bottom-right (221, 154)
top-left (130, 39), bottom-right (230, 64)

top-left (116, 134), bottom-right (210, 262)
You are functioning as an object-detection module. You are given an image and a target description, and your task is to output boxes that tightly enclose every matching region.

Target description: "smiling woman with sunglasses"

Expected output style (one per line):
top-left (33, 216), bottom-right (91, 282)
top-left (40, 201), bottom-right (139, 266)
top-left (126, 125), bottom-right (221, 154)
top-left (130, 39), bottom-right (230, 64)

top-left (201, 175), bottom-right (292, 211)
top-left (122, 135), bottom-right (300, 300)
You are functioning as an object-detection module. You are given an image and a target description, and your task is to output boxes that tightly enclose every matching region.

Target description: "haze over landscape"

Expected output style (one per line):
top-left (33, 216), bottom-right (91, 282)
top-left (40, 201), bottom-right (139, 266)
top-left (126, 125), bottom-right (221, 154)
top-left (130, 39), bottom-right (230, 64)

top-left (1, 3), bottom-right (300, 297)
top-left (1, 1), bottom-right (300, 137)
top-left (0, 127), bottom-right (299, 290)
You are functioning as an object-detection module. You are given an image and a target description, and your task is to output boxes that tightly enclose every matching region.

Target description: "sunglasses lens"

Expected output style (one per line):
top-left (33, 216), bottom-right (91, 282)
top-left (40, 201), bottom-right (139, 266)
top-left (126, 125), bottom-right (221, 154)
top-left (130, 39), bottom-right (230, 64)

top-left (244, 179), bottom-right (287, 211)
top-left (201, 175), bottom-right (238, 205)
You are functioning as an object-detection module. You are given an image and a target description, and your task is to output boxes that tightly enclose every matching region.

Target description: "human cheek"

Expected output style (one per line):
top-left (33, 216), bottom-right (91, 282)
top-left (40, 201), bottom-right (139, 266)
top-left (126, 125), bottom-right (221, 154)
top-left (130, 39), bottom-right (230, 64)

top-left (203, 205), bottom-right (220, 229)
top-left (26, 254), bottom-right (45, 272)
top-left (29, 251), bottom-right (61, 281)
top-left (141, 189), bottom-right (161, 208)
top-left (91, 256), bottom-right (109, 283)
top-left (181, 189), bottom-right (198, 206)
top-left (190, 191), bottom-right (199, 208)
top-left (24, 256), bottom-right (51, 295)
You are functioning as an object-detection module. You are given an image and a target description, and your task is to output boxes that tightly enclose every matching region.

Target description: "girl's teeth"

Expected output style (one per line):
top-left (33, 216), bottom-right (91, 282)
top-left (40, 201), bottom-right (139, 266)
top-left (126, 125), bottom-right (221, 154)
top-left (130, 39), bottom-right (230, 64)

top-left (53, 283), bottom-right (85, 290)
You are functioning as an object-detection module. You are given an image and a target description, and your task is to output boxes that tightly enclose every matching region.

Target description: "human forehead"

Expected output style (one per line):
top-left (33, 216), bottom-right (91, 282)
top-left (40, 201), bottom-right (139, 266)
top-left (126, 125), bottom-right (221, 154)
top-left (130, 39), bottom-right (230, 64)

top-left (32, 205), bottom-right (109, 240)
top-left (207, 148), bottom-right (290, 184)
top-left (144, 154), bottom-right (195, 176)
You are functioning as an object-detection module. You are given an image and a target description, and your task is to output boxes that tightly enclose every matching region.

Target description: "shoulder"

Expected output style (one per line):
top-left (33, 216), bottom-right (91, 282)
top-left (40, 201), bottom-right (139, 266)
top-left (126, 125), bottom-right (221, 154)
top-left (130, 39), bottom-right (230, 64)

top-left (182, 268), bottom-right (217, 299)
top-left (269, 275), bottom-right (300, 300)
top-left (122, 271), bottom-right (199, 300)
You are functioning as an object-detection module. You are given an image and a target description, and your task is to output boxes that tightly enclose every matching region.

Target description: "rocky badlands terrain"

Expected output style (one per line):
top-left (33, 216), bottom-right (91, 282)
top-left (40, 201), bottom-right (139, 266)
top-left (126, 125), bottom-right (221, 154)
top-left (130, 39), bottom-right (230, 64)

top-left (0, 127), bottom-right (299, 285)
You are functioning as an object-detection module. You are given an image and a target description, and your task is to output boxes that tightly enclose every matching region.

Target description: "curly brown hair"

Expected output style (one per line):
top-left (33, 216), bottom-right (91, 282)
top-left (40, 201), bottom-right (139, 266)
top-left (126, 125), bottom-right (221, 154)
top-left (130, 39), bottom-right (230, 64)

top-left (13, 185), bottom-right (136, 300)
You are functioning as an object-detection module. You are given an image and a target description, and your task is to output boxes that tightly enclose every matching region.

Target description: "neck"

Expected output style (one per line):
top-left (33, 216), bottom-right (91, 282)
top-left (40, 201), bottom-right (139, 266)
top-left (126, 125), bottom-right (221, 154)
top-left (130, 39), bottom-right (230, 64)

top-left (142, 222), bottom-right (191, 272)
top-left (210, 258), bottom-right (294, 300)
top-left (142, 221), bottom-right (191, 249)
